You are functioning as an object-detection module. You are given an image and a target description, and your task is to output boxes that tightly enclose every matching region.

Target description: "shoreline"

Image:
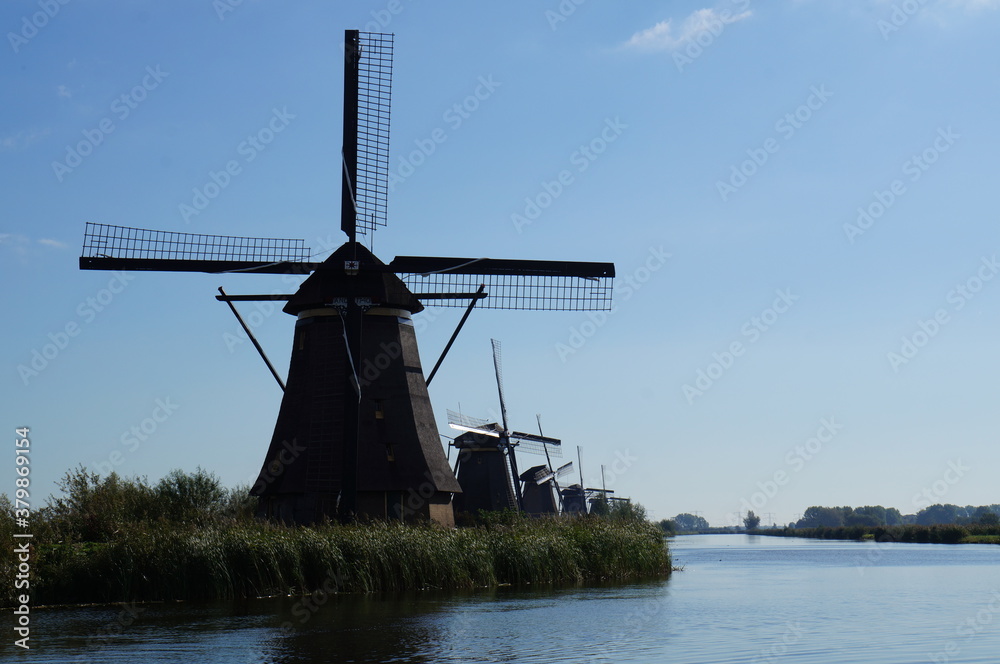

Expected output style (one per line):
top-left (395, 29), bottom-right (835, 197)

top-left (1, 518), bottom-right (671, 609)
top-left (749, 524), bottom-right (1000, 545)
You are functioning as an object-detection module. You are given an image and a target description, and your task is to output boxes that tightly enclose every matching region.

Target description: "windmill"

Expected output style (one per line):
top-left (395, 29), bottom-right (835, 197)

top-left (447, 339), bottom-right (564, 515)
top-left (77, 30), bottom-right (615, 527)
top-left (447, 411), bottom-right (518, 514)
top-left (518, 462), bottom-right (575, 515)
top-left (559, 446), bottom-right (614, 515)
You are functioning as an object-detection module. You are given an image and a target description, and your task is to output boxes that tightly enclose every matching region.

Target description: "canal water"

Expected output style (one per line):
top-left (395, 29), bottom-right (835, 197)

top-left (11, 534), bottom-right (1000, 663)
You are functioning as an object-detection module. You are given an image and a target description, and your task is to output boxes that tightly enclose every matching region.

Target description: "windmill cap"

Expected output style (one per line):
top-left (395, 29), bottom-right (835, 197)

top-left (283, 242), bottom-right (424, 315)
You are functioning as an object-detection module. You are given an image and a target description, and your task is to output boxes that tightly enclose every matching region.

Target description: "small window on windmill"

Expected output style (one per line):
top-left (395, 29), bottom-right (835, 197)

top-left (374, 400), bottom-right (384, 420)
top-left (385, 442), bottom-right (395, 462)
top-left (297, 330), bottom-right (304, 351)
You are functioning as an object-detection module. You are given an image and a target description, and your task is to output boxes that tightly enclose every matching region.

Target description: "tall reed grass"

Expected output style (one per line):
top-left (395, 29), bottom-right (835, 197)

top-left (0, 468), bottom-right (670, 607)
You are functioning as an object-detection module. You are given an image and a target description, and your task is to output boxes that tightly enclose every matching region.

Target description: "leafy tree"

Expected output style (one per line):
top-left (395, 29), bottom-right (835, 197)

top-left (743, 510), bottom-right (761, 530)
top-left (658, 519), bottom-right (677, 535)
top-left (673, 513), bottom-right (709, 531)
top-left (979, 512), bottom-right (1000, 526)
top-left (156, 467), bottom-right (227, 523)
top-left (43, 466), bottom-right (161, 541)
top-left (885, 507), bottom-right (904, 526)
top-left (974, 506), bottom-right (1000, 525)
top-left (916, 504), bottom-right (960, 525)
top-left (849, 506), bottom-right (885, 525)
top-left (608, 500), bottom-right (647, 522)
top-left (797, 506), bottom-right (845, 528)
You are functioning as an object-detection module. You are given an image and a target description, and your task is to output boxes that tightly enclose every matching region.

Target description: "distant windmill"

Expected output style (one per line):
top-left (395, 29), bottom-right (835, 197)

top-left (448, 339), bottom-right (563, 514)
top-left (519, 462), bottom-right (575, 515)
top-left (77, 30), bottom-right (615, 527)
top-left (560, 446), bottom-right (614, 515)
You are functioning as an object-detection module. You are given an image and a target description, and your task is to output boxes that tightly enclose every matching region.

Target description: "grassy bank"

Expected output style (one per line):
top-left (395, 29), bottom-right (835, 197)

top-left (752, 523), bottom-right (1000, 545)
top-left (1, 468), bottom-right (670, 607)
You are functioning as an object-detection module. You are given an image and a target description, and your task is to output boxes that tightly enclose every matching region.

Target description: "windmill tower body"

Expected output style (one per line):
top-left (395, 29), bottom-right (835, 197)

top-left (451, 431), bottom-right (518, 514)
top-left (519, 465), bottom-right (559, 515)
top-left (560, 485), bottom-right (589, 514)
top-left (253, 244), bottom-right (460, 525)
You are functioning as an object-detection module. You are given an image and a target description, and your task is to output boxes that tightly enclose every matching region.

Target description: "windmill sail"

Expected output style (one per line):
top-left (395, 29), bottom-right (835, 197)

top-left (79, 223), bottom-right (316, 274)
top-left (342, 31), bottom-right (393, 241)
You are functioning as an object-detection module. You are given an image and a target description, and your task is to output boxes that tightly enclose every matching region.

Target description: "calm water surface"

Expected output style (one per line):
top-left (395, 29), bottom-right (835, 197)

top-left (11, 534), bottom-right (1000, 663)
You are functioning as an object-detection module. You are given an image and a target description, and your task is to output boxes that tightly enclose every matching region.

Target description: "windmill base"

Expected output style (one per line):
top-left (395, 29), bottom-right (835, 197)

top-left (256, 491), bottom-right (455, 528)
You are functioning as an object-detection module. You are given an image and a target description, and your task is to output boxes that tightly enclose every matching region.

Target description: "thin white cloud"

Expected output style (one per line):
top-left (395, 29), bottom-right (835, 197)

top-left (1, 235), bottom-right (67, 254)
top-left (0, 128), bottom-right (51, 152)
top-left (57, 84), bottom-right (72, 98)
top-left (0, 234), bottom-right (30, 256)
top-left (625, 8), bottom-right (752, 51)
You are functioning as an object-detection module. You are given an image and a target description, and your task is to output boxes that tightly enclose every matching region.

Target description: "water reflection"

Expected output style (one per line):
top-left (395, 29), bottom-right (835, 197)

top-left (14, 535), bottom-right (1000, 663)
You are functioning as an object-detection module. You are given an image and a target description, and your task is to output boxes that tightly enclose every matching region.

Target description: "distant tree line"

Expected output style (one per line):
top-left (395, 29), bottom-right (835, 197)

top-left (791, 504), bottom-right (1000, 529)
top-left (659, 513), bottom-right (710, 534)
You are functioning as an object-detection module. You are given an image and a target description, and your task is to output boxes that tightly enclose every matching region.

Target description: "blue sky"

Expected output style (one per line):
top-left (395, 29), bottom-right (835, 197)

top-left (4, 0), bottom-right (1000, 527)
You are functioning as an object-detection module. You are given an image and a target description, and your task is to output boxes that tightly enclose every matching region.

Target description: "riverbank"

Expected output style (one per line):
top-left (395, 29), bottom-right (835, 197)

top-left (3, 517), bottom-right (670, 607)
top-left (750, 523), bottom-right (1000, 544)
top-left (1, 468), bottom-right (670, 607)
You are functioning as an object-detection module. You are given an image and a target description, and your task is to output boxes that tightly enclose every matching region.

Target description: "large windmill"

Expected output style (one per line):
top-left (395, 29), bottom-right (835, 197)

top-left (78, 30), bottom-right (615, 527)
top-left (447, 339), bottom-right (565, 515)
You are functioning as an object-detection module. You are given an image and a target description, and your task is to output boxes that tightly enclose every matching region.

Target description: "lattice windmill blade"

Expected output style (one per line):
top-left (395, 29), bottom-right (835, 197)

top-left (510, 431), bottom-right (561, 446)
top-left (446, 409), bottom-right (501, 437)
top-left (534, 468), bottom-right (556, 485)
top-left (555, 462), bottom-right (574, 479)
top-left (446, 409), bottom-right (492, 431)
top-left (510, 430), bottom-right (561, 458)
top-left (511, 438), bottom-right (562, 458)
top-left (393, 256), bottom-right (615, 311)
top-left (79, 223), bottom-right (318, 274)
top-left (341, 31), bottom-right (393, 242)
